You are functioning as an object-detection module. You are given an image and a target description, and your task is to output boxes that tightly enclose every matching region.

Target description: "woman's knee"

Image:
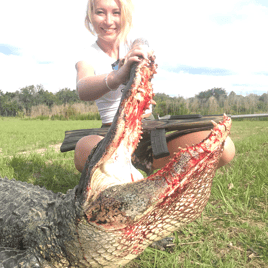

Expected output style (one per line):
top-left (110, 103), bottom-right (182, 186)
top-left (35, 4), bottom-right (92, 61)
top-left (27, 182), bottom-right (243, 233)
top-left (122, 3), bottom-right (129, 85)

top-left (152, 131), bottom-right (235, 170)
top-left (218, 136), bottom-right (235, 168)
top-left (74, 135), bottom-right (103, 172)
top-left (152, 131), bottom-right (210, 169)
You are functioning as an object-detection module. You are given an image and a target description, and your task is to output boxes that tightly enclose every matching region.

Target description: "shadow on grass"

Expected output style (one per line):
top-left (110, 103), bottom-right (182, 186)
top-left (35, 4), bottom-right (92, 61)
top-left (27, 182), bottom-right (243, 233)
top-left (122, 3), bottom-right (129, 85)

top-left (8, 154), bottom-right (81, 194)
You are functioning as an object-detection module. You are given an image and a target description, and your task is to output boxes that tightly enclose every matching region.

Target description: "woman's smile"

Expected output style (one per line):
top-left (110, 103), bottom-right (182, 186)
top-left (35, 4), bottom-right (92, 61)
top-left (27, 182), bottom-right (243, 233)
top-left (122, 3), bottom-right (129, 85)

top-left (91, 0), bottom-right (121, 43)
top-left (101, 27), bottom-right (117, 34)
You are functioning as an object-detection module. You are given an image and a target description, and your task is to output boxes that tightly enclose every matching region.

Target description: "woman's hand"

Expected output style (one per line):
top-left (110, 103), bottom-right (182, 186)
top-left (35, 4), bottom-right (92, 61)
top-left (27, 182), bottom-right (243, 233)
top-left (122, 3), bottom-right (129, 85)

top-left (113, 45), bottom-right (153, 85)
top-left (124, 44), bottom-right (152, 65)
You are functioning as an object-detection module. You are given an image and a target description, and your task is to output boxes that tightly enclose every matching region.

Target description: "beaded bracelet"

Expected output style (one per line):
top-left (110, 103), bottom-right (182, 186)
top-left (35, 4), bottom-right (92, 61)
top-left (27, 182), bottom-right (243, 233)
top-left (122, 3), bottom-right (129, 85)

top-left (105, 72), bottom-right (117, 91)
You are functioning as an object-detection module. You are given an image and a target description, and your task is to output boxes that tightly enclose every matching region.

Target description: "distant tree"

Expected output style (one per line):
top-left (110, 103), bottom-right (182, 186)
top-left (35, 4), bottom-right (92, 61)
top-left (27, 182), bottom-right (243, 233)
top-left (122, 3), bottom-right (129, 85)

top-left (154, 93), bottom-right (170, 103)
top-left (259, 93), bottom-right (268, 103)
top-left (0, 90), bottom-right (4, 115)
top-left (244, 94), bottom-right (259, 114)
top-left (18, 85), bottom-right (36, 114)
top-left (153, 94), bottom-right (190, 116)
top-left (187, 97), bottom-right (200, 113)
top-left (206, 96), bottom-right (219, 114)
top-left (196, 87), bottom-right (227, 101)
top-left (55, 88), bottom-right (80, 104)
top-left (35, 84), bottom-right (56, 108)
top-left (228, 91), bottom-right (237, 98)
top-left (0, 91), bottom-right (23, 116)
top-left (153, 101), bottom-right (167, 117)
top-left (258, 93), bottom-right (268, 111)
top-left (227, 92), bottom-right (246, 114)
top-left (2, 100), bottom-right (21, 116)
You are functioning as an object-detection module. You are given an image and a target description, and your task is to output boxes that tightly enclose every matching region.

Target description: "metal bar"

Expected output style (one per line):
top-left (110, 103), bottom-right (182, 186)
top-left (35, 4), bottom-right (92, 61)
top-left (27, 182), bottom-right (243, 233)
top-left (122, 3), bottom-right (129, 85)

top-left (158, 114), bottom-right (202, 120)
top-left (230, 113), bottom-right (268, 118)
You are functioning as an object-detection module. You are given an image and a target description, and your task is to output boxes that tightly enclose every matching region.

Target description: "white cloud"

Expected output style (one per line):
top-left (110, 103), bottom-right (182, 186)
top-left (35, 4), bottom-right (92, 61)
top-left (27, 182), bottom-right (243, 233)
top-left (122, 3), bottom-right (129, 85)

top-left (153, 68), bottom-right (268, 98)
top-left (0, 0), bottom-right (267, 97)
top-left (132, 0), bottom-right (268, 72)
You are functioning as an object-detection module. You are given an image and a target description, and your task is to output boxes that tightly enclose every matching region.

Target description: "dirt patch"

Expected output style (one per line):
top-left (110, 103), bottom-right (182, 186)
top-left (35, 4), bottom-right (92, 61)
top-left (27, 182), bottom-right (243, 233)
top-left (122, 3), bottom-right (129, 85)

top-left (48, 143), bottom-right (62, 152)
top-left (17, 143), bottom-right (62, 156)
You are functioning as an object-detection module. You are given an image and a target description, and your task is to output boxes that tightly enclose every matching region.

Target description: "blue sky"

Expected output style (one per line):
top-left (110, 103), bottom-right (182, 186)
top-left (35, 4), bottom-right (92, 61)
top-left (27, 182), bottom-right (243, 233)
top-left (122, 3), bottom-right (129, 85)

top-left (0, 0), bottom-right (267, 98)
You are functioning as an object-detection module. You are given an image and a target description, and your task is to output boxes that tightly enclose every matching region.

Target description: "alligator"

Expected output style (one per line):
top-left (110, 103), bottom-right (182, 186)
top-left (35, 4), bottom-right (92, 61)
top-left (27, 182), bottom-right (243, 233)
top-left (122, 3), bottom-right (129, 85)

top-left (0, 39), bottom-right (232, 267)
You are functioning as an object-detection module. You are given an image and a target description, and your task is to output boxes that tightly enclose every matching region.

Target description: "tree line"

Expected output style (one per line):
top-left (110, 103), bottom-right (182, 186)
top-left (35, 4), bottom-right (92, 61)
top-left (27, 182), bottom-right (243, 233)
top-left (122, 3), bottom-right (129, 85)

top-left (1, 85), bottom-right (268, 118)
top-left (0, 85), bottom-right (94, 117)
top-left (153, 88), bottom-right (268, 117)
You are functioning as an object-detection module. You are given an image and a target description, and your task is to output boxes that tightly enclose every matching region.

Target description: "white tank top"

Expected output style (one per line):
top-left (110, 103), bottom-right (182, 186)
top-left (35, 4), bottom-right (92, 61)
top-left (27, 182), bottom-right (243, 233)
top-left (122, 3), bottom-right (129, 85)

top-left (77, 41), bottom-right (152, 124)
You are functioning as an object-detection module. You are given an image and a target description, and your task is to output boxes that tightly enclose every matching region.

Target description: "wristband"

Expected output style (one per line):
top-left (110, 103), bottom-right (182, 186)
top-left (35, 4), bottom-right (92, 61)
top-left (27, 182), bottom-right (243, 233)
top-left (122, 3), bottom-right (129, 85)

top-left (105, 72), bottom-right (117, 91)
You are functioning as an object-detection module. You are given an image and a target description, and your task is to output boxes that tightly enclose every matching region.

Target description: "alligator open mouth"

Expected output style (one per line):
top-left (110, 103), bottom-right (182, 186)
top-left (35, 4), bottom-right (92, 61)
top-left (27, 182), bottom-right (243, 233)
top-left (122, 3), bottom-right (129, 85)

top-left (75, 39), bottom-right (232, 266)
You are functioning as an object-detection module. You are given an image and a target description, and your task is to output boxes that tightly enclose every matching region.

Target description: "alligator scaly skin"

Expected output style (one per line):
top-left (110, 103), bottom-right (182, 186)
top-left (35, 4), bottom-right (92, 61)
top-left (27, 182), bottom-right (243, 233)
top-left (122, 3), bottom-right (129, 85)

top-left (0, 178), bottom-right (79, 267)
top-left (0, 39), bottom-right (232, 267)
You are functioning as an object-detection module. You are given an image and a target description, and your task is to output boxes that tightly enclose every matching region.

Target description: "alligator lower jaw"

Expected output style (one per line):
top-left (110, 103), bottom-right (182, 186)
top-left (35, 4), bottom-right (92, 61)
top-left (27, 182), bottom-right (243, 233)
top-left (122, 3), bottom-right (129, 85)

top-left (85, 57), bottom-right (157, 202)
top-left (82, 115), bottom-right (231, 234)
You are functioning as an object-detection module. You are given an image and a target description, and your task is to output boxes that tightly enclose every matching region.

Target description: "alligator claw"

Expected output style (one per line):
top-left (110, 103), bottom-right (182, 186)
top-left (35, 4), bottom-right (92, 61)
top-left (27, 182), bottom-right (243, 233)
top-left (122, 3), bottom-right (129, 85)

top-left (150, 237), bottom-right (175, 251)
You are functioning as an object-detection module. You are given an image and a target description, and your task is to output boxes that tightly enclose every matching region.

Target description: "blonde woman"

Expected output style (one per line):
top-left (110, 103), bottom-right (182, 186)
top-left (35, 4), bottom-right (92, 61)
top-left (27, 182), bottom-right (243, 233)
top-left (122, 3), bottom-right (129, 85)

top-left (74, 0), bottom-right (235, 172)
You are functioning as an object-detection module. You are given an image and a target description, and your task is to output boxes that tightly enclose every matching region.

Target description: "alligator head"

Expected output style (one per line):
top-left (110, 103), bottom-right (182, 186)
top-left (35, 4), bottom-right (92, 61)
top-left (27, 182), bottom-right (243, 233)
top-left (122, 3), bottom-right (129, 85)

top-left (72, 39), bottom-right (232, 267)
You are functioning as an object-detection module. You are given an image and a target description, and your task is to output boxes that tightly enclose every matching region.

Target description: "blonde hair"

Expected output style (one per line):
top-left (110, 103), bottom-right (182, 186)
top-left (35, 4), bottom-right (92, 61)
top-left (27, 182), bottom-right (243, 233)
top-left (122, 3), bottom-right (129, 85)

top-left (85, 0), bottom-right (134, 44)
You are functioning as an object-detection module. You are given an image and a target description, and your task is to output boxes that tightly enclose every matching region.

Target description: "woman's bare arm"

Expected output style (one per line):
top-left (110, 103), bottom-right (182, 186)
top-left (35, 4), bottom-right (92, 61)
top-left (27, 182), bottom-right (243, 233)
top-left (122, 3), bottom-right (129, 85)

top-left (76, 61), bottom-right (120, 101)
top-left (76, 45), bottom-right (153, 101)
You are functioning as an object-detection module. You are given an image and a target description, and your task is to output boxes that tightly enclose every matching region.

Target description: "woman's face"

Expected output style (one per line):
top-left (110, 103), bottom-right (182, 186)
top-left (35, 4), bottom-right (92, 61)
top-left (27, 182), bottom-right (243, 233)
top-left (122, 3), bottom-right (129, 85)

top-left (91, 0), bottom-right (121, 44)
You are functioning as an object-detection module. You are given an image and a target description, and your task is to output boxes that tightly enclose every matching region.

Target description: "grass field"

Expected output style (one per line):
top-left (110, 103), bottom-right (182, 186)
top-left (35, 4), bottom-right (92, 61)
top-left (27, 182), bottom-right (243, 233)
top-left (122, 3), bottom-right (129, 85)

top-left (0, 117), bottom-right (267, 267)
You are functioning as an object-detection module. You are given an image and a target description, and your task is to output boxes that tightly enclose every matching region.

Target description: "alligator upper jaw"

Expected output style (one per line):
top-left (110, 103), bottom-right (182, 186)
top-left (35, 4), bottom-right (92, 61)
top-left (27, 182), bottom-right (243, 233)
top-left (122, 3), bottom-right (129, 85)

top-left (81, 56), bottom-right (157, 203)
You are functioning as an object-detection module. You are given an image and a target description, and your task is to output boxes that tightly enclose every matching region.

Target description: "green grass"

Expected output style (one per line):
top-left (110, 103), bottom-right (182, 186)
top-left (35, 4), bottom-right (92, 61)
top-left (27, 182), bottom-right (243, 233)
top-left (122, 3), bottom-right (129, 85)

top-left (0, 118), bottom-right (101, 155)
top-left (0, 118), bottom-right (101, 193)
top-left (0, 118), bottom-right (267, 267)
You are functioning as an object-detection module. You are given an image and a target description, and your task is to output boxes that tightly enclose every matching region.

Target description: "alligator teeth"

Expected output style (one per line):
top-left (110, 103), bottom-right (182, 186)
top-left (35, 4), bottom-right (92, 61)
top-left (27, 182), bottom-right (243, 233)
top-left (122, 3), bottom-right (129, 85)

top-left (211, 120), bottom-right (217, 127)
top-left (137, 88), bottom-right (146, 93)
